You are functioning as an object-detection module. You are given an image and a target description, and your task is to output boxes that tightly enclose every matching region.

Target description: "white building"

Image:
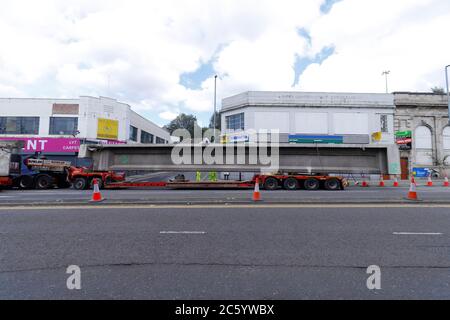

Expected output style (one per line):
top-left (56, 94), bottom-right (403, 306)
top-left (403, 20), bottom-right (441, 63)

top-left (0, 96), bottom-right (170, 155)
top-left (221, 91), bottom-right (395, 145)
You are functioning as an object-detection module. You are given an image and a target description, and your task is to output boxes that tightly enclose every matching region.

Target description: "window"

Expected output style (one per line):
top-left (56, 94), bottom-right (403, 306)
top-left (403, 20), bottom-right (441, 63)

top-left (129, 126), bottom-right (138, 142)
top-left (155, 137), bottom-right (166, 144)
top-left (0, 117), bottom-right (40, 135)
top-left (49, 117), bottom-right (78, 135)
top-left (226, 113), bottom-right (245, 131)
top-left (141, 130), bottom-right (154, 144)
top-left (415, 126), bottom-right (432, 149)
top-left (443, 127), bottom-right (450, 150)
top-left (380, 115), bottom-right (389, 133)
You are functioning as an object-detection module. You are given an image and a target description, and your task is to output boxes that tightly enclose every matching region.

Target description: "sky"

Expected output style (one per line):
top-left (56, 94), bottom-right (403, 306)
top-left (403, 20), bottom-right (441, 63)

top-left (0, 0), bottom-right (449, 127)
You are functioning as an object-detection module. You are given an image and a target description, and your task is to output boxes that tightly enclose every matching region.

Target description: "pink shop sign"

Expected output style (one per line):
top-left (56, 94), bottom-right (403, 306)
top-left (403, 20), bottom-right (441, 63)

top-left (0, 137), bottom-right (81, 153)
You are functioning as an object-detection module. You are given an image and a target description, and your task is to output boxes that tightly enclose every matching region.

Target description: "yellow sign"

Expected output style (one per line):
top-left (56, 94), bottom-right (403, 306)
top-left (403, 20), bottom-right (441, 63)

top-left (97, 118), bottom-right (119, 140)
top-left (372, 132), bottom-right (382, 142)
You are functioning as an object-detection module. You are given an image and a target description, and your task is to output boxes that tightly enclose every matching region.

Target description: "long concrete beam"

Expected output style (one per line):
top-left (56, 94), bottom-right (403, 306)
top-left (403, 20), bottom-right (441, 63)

top-left (80, 143), bottom-right (401, 175)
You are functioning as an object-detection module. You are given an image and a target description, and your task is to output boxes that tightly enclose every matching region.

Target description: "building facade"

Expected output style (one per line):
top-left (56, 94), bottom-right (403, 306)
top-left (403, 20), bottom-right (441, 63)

top-left (394, 92), bottom-right (450, 178)
top-left (221, 91), bottom-right (396, 146)
top-left (0, 96), bottom-right (170, 157)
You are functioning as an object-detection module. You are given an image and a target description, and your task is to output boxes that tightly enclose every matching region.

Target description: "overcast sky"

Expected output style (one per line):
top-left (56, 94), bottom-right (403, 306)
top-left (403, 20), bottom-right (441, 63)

top-left (0, 0), bottom-right (449, 126)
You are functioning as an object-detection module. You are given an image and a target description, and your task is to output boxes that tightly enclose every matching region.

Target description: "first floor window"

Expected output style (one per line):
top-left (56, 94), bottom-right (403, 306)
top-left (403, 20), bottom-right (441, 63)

top-left (49, 117), bottom-right (78, 135)
top-left (0, 117), bottom-right (40, 135)
top-left (130, 126), bottom-right (138, 142)
top-left (141, 131), bottom-right (154, 144)
top-left (155, 137), bottom-right (166, 144)
top-left (226, 113), bottom-right (245, 131)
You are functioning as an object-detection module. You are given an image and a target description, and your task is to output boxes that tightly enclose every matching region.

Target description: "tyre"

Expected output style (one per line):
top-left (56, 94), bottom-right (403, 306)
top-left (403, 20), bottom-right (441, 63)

top-left (72, 177), bottom-right (88, 190)
top-left (19, 175), bottom-right (35, 189)
top-left (283, 177), bottom-right (299, 190)
top-left (263, 177), bottom-right (279, 191)
top-left (36, 175), bottom-right (54, 190)
top-left (324, 178), bottom-right (341, 191)
top-left (304, 178), bottom-right (320, 191)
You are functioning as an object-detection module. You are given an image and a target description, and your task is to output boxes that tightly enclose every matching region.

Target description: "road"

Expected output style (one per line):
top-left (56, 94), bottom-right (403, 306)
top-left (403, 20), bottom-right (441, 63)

top-left (0, 204), bottom-right (449, 299)
top-left (1, 184), bottom-right (450, 205)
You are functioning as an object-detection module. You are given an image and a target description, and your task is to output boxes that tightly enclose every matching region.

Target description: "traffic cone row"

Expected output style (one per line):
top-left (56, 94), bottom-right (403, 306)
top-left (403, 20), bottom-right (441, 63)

top-left (407, 177), bottom-right (418, 200)
top-left (253, 177), bottom-right (261, 201)
top-left (90, 179), bottom-right (104, 202)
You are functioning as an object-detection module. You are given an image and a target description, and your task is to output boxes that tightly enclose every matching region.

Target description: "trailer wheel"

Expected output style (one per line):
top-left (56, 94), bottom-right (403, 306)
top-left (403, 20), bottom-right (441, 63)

top-left (324, 178), bottom-right (341, 191)
top-left (36, 175), bottom-right (54, 189)
top-left (304, 178), bottom-right (320, 191)
top-left (283, 177), bottom-right (299, 190)
top-left (73, 177), bottom-right (88, 190)
top-left (19, 176), bottom-right (35, 189)
top-left (264, 177), bottom-right (279, 191)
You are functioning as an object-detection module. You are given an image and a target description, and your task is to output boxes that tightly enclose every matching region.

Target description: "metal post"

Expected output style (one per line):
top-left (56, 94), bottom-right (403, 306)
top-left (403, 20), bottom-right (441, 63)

top-left (446, 65), bottom-right (450, 124)
top-left (213, 75), bottom-right (218, 142)
top-left (382, 71), bottom-right (390, 93)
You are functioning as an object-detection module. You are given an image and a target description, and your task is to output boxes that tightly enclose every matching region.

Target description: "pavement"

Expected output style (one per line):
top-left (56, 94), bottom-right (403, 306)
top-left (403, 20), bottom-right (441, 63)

top-left (0, 182), bottom-right (450, 206)
top-left (0, 204), bottom-right (449, 299)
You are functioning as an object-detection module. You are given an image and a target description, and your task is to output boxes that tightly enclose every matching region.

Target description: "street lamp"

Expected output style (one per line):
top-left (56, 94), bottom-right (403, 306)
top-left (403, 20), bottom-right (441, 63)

top-left (382, 70), bottom-right (390, 93)
top-left (213, 75), bottom-right (218, 142)
top-left (445, 65), bottom-right (450, 124)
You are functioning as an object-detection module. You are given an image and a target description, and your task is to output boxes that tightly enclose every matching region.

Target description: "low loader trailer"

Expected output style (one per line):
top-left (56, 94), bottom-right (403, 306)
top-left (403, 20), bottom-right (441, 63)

top-left (104, 174), bottom-right (348, 191)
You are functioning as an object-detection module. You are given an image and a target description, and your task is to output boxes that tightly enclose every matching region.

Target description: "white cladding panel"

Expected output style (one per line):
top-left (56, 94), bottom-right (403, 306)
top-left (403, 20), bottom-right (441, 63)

top-left (415, 126), bottom-right (432, 149)
top-left (254, 112), bottom-right (290, 131)
top-left (443, 127), bottom-right (450, 150)
top-left (295, 113), bottom-right (328, 134)
top-left (333, 113), bottom-right (369, 135)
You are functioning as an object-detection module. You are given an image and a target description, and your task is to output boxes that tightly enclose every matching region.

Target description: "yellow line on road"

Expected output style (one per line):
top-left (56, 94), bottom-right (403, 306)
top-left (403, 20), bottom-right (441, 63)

top-left (1, 203), bottom-right (450, 210)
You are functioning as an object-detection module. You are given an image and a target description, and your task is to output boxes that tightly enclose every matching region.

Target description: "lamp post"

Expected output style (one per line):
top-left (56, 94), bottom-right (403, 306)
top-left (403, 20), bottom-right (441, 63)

top-left (382, 70), bottom-right (390, 93)
top-left (446, 65), bottom-right (450, 124)
top-left (213, 75), bottom-right (218, 142)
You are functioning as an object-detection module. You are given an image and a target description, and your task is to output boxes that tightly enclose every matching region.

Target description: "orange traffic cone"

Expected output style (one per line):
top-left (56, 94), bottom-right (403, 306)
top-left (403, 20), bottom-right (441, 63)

top-left (444, 176), bottom-right (449, 187)
top-left (91, 179), bottom-right (104, 202)
top-left (253, 177), bottom-right (261, 201)
top-left (427, 175), bottom-right (433, 187)
top-left (407, 177), bottom-right (418, 200)
top-left (393, 176), bottom-right (399, 187)
top-left (379, 176), bottom-right (385, 187)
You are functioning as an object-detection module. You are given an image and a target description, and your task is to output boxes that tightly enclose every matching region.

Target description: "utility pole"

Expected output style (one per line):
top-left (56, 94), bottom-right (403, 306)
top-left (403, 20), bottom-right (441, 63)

top-left (446, 65), bottom-right (450, 124)
top-left (213, 75), bottom-right (218, 142)
top-left (382, 70), bottom-right (390, 93)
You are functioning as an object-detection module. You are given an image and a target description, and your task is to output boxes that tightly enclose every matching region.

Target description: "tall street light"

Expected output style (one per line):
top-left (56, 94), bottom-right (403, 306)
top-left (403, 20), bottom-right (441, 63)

top-left (213, 75), bottom-right (218, 142)
top-left (382, 70), bottom-right (390, 93)
top-left (446, 65), bottom-right (450, 124)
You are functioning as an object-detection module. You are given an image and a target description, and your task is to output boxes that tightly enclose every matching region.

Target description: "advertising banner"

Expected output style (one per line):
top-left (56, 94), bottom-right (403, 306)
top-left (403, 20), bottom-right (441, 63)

top-left (97, 118), bottom-right (119, 140)
top-left (289, 135), bottom-right (344, 144)
top-left (395, 131), bottom-right (412, 150)
top-left (0, 137), bottom-right (80, 153)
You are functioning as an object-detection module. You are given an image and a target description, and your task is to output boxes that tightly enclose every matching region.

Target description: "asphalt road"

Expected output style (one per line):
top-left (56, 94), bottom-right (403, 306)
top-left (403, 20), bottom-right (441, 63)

top-left (0, 204), bottom-right (449, 299)
top-left (1, 183), bottom-right (450, 205)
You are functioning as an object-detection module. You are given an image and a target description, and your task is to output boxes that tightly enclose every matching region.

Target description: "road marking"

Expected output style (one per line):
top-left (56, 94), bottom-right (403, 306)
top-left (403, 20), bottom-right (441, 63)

top-left (393, 232), bottom-right (443, 236)
top-left (2, 203), bottom-right (450, 211)
top-left (160, 231), bottom-right (206, 234)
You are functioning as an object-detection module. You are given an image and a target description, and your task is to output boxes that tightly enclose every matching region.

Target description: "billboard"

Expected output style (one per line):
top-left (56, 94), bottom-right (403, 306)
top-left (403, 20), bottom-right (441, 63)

top-left (395, 131), bottom-right (412, 150)
top-left (97, 118), bottom-right (119, 140)
top-left (0, 137), bottom-right (80, 153)
top-left (289, 135), bottom-right (344, 144)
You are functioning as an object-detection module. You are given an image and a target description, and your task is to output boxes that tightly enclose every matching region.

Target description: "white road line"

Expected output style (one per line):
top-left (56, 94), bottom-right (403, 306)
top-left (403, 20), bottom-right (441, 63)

top-left (393, 232), bottom-right (443, 236)
top-left (160, 231), bottom-right (206, 235)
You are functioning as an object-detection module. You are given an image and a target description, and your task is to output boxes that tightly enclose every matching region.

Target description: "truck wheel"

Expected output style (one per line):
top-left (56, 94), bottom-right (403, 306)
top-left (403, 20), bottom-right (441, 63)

top-left (283, 177), bottom-right (299, 190)
top-left (73, 177), bottom-right (88, 190)
top-left (264, 177), bottom-right (279, 191)
top-left (304, 178), bottom-right (320, 191)
top-left (36, 175), bottom-right (54, 189)
top-left (19, 176), bottom-right (35, 189)
top-left (324, 178), bottom-right (341, 191)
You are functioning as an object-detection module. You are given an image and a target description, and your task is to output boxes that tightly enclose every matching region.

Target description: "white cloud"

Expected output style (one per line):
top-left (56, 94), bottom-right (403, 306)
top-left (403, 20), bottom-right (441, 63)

top-left (159, 111), bottom-right (179, 121)
top-left (0, 0), bottom-right (448, 126)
